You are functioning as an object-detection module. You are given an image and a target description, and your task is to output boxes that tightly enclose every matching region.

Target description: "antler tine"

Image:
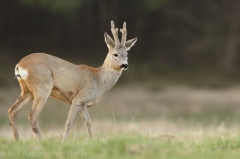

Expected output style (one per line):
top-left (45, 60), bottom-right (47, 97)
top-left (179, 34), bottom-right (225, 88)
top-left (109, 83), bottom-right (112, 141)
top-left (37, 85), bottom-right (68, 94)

top-left (111, 21), bottom-right (120, 45)
top-left (120, 22), bottom-right (127, 45)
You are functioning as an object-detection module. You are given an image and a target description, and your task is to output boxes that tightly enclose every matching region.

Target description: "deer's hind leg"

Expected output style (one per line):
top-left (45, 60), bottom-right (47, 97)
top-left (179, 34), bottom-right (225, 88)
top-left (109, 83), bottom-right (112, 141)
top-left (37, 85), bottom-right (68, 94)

top-left (27, 80), bottom-right (53, 140)
top-left (8, 80), bottom-right (33, 141)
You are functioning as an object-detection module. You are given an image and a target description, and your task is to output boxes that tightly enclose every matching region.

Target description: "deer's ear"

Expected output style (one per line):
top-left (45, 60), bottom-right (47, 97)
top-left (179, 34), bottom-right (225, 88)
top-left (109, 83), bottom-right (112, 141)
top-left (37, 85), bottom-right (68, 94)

top-left (125, 37), bottom-right (137, 51)
top-left (104, 32), bottom-right (115, 50)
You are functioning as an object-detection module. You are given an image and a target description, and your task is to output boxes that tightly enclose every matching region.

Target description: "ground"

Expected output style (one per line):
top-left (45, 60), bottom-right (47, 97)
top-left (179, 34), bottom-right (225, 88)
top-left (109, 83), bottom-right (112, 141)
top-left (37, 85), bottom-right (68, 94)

top-left (1, 85), bottom-right (240, 158)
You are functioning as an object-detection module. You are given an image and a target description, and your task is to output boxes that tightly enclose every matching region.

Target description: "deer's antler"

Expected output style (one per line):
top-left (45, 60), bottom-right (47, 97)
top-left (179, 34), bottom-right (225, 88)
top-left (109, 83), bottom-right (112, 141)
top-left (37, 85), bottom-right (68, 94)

top-left (120, 22), bottom-right (127, 45)
top-left (111, 21), bottom-right (120, 45)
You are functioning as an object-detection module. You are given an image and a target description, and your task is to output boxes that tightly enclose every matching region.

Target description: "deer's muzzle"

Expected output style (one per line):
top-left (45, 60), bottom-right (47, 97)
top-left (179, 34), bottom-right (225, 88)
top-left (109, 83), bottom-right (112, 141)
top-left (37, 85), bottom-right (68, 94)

top-left (120, 64), bottom-right (128, 70)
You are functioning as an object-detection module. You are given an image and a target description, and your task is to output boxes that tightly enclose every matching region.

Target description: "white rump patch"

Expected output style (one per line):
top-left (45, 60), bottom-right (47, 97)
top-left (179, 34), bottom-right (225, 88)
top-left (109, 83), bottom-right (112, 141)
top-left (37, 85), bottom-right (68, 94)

top-left (15, 65), bottom-right (28, 80)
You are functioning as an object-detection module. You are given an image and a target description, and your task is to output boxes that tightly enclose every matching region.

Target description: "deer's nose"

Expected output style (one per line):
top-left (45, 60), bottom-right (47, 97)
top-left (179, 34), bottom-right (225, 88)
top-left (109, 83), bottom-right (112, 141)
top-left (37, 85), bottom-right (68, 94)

top-left (121, 64), bottom-right (128, 69)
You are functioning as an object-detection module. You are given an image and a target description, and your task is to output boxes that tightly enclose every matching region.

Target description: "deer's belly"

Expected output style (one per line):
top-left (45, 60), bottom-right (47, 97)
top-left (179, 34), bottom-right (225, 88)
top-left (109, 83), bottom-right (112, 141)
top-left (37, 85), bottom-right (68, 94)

top-left (50, 86), bottom-right (76, 104)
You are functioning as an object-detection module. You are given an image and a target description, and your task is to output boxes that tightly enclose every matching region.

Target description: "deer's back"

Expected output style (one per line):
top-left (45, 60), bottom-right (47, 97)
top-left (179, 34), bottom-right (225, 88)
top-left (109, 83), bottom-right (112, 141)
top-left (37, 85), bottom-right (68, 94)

top-left (17, 53), bottom-right (96, 100)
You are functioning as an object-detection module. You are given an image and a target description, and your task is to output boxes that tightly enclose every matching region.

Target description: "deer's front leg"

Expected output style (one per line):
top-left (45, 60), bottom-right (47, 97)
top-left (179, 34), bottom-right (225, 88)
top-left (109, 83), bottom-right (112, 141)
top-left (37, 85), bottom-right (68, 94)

top-left (79, 107), bottom-right (92, 137)
top-left (62, 103), bottom-right (84, 141)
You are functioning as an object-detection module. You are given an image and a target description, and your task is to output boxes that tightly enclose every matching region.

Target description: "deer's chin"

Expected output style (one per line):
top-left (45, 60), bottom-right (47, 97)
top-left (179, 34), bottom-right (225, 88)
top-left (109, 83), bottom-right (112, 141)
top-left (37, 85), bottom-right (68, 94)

top-left (122, 67), bottom-right (128, 71)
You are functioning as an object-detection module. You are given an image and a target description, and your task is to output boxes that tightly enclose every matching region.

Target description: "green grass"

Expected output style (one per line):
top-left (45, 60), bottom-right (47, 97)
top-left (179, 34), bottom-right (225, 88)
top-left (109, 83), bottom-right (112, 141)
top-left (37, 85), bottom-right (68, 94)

top-left (1, 133), bottom-right (240, 159)
top-left (2, 87), bottom-right (240, 159)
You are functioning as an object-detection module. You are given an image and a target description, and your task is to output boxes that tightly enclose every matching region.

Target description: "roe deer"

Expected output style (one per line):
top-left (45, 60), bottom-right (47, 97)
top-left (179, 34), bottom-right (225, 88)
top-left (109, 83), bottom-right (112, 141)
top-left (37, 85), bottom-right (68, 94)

top-left (8, 21), bottom-right (137, 141)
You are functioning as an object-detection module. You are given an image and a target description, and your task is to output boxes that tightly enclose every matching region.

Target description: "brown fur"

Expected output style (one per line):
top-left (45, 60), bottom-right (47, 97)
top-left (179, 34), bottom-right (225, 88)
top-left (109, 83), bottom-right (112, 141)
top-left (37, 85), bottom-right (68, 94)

top-left (8, 21), bottom-right (137, 141)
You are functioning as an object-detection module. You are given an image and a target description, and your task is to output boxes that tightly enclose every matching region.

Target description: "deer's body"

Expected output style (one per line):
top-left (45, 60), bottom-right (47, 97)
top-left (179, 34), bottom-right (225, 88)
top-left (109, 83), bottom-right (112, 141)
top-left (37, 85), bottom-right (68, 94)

top-left (17, 53), bottom-right (122, 105)
top-left (8, 21), bottom-right (137, 141)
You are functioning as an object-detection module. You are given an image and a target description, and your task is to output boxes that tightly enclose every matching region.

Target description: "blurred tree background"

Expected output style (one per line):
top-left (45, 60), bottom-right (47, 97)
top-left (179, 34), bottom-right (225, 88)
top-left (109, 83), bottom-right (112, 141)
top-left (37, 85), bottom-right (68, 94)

top-left (2, 0), bottom-right (240, 144)
top-left (1, 0), bottom-right (240, 87)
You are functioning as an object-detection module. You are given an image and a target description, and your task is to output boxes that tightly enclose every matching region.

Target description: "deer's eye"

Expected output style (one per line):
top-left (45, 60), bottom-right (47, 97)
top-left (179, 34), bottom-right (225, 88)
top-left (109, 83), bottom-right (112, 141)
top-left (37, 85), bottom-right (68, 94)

top-left (114, 54), bottom-right (118, 57)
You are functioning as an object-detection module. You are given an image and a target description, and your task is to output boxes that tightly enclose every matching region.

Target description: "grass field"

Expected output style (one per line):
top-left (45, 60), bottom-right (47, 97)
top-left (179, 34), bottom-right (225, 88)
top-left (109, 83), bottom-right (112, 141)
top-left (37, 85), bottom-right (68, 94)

top-left (1, 132), bottom-right (240, 159)
top-left (1, 85), bottom-right (240, 158)
top-left (0, 131), bottom-right (240, 159)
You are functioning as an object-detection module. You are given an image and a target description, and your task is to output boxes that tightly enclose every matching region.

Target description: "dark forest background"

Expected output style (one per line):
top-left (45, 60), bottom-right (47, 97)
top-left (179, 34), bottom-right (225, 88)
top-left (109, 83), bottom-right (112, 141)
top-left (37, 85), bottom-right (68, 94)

top-left (1, 0), bottom-right (240, 87)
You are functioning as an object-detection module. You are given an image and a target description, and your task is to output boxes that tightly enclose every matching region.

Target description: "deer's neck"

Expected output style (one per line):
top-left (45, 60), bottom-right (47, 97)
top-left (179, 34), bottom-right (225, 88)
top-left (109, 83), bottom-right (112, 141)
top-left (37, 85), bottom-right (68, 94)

top-left (97, 53), bottom-right (122, 93)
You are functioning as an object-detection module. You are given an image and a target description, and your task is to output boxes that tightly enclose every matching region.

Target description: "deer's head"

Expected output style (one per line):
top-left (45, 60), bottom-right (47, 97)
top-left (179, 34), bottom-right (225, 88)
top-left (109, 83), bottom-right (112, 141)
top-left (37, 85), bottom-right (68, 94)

top-left (104, 21), bottom-right (137, 71)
